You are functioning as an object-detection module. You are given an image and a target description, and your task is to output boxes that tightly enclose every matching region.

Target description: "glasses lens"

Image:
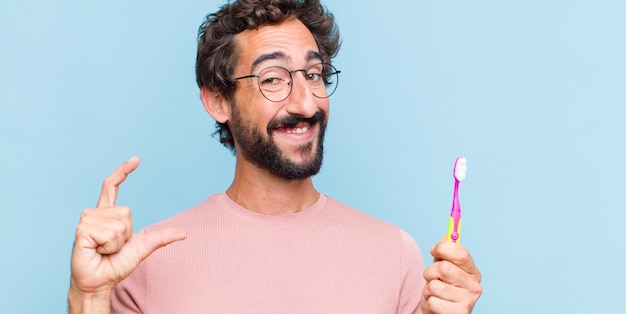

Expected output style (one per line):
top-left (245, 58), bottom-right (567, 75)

top-left (253, 64), bottom-right (340, 102)
top-left (258, 67), bottom-right (292, 102)
top-left (310, 63), bottom-right (339, 99)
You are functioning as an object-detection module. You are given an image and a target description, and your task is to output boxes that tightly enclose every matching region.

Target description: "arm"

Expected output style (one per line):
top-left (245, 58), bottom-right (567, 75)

top-left (421, 237), bottom-right (482, 314)
top-left (68, 157), bottom-right (187, 313)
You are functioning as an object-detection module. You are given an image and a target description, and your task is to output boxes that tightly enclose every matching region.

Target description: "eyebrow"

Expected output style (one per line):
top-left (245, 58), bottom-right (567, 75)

top-left (250, 50), bottom-right (324, 71)
top-left (306, 50), bottom-right (324, 63)
top-left (251, 51), bottom-right (290, 70)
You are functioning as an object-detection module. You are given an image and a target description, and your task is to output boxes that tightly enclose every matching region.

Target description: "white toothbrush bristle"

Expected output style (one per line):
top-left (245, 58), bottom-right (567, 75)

top-left (454, 157), bottom-right (467, 181)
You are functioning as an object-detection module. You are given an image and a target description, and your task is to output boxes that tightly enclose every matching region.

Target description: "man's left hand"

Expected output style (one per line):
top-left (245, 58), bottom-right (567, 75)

top-left (421, 237), bottom-right (482, 314)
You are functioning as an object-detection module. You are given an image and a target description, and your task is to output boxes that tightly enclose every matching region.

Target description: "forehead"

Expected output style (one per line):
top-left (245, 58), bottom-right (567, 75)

top-left (234, 18), bottom-right (321, 72)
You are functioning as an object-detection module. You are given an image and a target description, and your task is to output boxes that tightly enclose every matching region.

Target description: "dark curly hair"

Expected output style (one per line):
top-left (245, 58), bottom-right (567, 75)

top-left (195, 0), bottom-right (341, 152)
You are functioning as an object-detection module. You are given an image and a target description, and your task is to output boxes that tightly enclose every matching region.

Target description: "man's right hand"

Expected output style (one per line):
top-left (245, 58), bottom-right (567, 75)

top-left (68, 157), bottom-right (187, 313)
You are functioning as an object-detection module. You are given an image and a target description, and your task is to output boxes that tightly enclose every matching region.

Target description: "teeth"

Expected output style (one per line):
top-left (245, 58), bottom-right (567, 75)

top-left (286, 126), bottom-right (308, 134)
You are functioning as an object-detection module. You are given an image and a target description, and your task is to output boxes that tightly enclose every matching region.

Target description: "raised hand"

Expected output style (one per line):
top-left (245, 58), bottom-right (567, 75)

top-left (68, 157), bottom-right (187, 313)
top-left (421, 237), bottom-right (482, 314)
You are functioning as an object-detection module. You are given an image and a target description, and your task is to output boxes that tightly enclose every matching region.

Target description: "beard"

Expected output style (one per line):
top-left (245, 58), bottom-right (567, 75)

top-left (229, 105), bottom-right (327, 180)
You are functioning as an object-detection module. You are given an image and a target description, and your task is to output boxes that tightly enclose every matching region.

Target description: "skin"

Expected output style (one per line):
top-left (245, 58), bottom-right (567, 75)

top-left (68, 18), bottom-right (482, 313)
top-left (68, 157), bottom-right (187, 313)
top-left (201, 18), bottom-right (328, 216)
top-left (422, 237), bottom-right (483, 313)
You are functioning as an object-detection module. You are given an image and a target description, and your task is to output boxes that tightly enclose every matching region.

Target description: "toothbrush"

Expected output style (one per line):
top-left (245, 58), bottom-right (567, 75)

top-left (446, 156), bottom-right (467, 243)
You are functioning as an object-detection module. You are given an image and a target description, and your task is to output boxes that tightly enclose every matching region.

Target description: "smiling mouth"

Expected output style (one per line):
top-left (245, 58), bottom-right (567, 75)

top-left (268, 112), bottom-right (324, 135)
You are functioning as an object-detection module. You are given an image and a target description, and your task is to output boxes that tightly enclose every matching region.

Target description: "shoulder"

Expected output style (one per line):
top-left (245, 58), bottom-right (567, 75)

top-left (323, 195), bottom-right (425, 278)
top-left (141, 193), bottom-right (223, 233)
top-left (322, 195), bottom-right (421, 248)
top-left (323, 195), bottom-right (397, 228)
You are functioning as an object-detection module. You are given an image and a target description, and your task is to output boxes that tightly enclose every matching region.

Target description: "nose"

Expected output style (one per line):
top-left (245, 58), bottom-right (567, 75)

top-left (283, 71), bottom-right (321, 118)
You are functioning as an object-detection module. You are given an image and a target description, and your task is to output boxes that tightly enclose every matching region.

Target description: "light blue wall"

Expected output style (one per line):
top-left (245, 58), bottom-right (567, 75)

top-left (1, 1), bottom-right (624, 312)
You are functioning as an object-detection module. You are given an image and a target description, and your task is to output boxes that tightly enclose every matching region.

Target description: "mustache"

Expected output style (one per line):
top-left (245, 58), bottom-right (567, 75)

top-left (267, 111), bottom-right (326, 130)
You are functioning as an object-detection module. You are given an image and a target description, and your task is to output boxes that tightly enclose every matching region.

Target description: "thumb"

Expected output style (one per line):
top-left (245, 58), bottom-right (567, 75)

top-left (431, 234), bottom-right (448, 262)
top-left (134, 228), bottom-right (187, 261)
top-left (439, 234), bottom-right (447, 243)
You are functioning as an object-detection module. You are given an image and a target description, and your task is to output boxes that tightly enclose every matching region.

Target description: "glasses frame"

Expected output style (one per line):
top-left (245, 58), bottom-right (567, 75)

top-left (233, 62), bottom-right (341, 102)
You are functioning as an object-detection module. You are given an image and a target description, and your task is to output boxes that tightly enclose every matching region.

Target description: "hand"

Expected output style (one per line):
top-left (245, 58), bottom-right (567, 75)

top-left (421, 237), bottom-right (482, 314)
top-left (68, 157), bottom-right (187, 312)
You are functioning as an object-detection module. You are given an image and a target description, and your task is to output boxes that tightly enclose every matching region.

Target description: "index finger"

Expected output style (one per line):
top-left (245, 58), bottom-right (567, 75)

top-left (96, 157), bottom-right (141, 208)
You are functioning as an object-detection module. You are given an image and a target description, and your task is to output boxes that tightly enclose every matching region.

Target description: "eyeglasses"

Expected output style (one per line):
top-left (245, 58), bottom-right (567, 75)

top-left (233, 63), bottom-right (341, 102)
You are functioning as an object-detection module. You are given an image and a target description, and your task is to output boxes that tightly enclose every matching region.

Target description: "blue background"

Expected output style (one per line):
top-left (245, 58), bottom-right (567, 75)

top-left (1, 0), bottom-right (624, 313)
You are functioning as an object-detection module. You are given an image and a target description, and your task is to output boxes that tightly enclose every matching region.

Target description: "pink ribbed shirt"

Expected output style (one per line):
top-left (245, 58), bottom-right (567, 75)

top-left (112, 193), bottom-right (425, 313)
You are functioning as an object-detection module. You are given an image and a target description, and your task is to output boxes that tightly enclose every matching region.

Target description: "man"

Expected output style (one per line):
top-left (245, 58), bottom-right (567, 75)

top-left (68, 0), bottom-right (482, 313)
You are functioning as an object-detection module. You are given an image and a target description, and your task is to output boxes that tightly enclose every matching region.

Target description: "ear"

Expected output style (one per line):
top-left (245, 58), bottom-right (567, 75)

top-left (200, 86), bottom-right (231, 123)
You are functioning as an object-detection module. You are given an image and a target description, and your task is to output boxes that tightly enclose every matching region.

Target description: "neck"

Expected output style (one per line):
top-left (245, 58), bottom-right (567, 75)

top-left (226, 159), bottom-right (320, 216)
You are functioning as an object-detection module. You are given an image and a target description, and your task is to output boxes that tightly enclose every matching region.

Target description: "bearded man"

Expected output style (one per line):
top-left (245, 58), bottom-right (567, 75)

top-left (68, 1), bottom-right (482, 313)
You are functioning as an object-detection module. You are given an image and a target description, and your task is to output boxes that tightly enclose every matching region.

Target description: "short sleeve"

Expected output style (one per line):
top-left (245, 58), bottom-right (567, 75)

top-left (397, 229), bottom-right (426, 314)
